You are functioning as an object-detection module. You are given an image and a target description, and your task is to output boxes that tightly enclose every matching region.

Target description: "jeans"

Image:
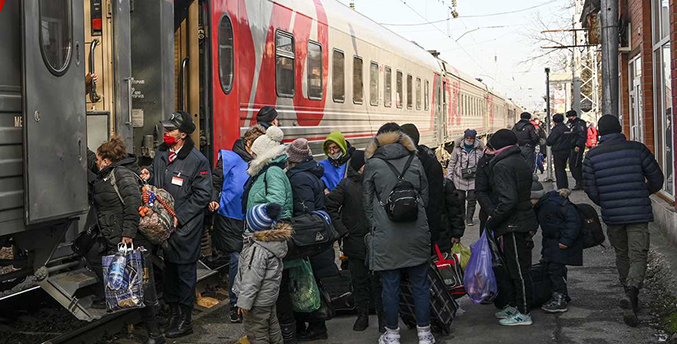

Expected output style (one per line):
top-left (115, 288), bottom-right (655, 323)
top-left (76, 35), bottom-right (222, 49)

top-left (607, 223), bottom-right (650, 289)
top-left (380, 262), bottom-right (430, 329)
top-left (229, 251), bottom-right (240, 307)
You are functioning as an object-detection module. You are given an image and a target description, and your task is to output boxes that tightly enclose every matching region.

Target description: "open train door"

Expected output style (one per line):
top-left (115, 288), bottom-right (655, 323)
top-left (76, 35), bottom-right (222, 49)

top-left (21, 0), bottom-right (88, 224)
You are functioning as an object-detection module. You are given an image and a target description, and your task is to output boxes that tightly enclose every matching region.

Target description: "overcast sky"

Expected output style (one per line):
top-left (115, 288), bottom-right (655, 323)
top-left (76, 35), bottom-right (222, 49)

top-left (336, 0), bottom-right (575, 112)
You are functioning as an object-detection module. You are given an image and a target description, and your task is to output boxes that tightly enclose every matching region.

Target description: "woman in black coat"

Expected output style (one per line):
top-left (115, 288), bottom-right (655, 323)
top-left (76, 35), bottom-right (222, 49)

top-left (90, 137), bottom-right (164, 344)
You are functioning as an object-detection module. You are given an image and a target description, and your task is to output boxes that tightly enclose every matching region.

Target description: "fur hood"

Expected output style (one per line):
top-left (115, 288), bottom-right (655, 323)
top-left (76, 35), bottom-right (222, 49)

top-left (365, 132), bottom-right (417, 160)
top-left (250, 223), bottom-right (293, 258)
top-left (247, 145), bottom-right (288, 176)
top-left (454, 136), bottom-right (485, 150)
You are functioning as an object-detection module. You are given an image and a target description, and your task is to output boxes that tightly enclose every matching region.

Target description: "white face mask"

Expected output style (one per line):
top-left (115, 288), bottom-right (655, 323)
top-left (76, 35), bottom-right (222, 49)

top-left (464, 139), bottom-right (474, 146)
top-left (329, 151), bottom-right (343, 161)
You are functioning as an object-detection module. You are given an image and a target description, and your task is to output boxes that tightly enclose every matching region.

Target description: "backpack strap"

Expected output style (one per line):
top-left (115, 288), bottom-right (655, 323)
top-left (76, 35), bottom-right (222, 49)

top-left (381, 153), bottom-right (416, 180)
top-left (105, 168), bottom-right (125, 205)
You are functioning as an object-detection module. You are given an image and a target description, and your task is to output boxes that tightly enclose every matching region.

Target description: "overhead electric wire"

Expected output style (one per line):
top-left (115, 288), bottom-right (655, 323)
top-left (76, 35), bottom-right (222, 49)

top-left (459, 0), bottom-right (559, 18)
top-left (380, 18), bottom-right (450, 27)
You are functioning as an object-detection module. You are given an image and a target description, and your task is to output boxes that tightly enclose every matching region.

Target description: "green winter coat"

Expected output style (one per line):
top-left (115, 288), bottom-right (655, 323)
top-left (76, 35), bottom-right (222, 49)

top-left (245, 145), bottom-right (294, 219)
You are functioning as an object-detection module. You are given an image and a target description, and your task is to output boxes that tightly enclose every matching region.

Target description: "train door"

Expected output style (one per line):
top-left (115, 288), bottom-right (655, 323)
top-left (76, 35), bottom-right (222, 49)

top-left (22, 0), bottom-right (88, 224)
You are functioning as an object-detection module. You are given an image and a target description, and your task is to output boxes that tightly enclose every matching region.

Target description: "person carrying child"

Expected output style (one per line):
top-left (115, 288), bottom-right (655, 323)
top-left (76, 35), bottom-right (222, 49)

top-left (233, 203), bottom-right (292, 344)
top-left (531, 181), bottom-right (583, 313)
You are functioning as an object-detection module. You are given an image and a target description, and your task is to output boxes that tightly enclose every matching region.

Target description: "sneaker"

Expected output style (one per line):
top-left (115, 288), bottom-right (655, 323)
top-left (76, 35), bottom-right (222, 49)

top-left (416, 325), bottom-right (435, 344)
top-left (229, 307), bottom-right (242, 323)
top-left (495, 306), bottom-right (518, 319)
top-left (499, 312), bottom-right (533, 326)
top-left (542, 293), bottom-right (568, 313)
top-left (378, 327), bottom-right (401, 344)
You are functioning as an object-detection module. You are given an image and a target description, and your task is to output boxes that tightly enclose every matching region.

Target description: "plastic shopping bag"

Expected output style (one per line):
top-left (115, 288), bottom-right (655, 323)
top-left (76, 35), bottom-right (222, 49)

top-left (102, 244), bottom-right (146, 313)
top-left (451, 242), bottom-right (471, 270)
top-left (462, 230), bottom-right (498, 304)
top-left (289, 259), bottom-right (321, 313)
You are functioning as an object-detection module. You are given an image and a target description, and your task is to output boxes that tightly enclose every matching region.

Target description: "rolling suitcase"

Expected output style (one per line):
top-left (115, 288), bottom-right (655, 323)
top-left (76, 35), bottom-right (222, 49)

top-left (399, 262), bottom-right (458, 336)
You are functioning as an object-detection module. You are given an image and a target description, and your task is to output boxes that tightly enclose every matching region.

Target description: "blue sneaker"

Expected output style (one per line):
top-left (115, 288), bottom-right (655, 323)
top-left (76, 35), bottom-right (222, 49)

top-left (495, 306), bottom-right (518, 319)
top-left (499, 312), bottom-right (533, 326)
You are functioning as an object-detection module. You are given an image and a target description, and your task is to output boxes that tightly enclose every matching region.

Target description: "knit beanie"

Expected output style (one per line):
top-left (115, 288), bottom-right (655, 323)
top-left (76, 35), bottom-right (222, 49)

top-left (464, 129), bottom-right (477, 139)
top-left (400, 124), bottom-right (421, 146)
top-left (553, 114), bottom-right (564, 123)
top-left (251, 126), bottom-right (284, 157)
top-left (488, 129), bottom-right (518, 150)
top-left (287, 138), bottom-right (312, 163)
top-left (256, 106), bottom-right (278, 128)
top-left (246, 203), bottom-right (282, 232)
top-left (350, 150), bottom-right (365, 172)
top-left (531, 175), bottom-right (545, 199)
top-left (598, 114), bottom-right (622, 136)
top-left (520, 112), bottom-right (532, 120)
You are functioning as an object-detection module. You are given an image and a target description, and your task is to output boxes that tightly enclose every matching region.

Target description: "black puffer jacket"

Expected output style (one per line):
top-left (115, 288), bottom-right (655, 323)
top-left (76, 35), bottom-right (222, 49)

top-left (476, 153), bottom-right (495, 230)
top-left (417, 145), bottom-right (446, 252)
top-left (513, 119), bottom-right (539, 147)
top-left (547, 123), bottom-right (572, 154)
top-left (326, 165), bottom-right (369, 259)
top-left (92, 156), bottom-right (143, 247)
top-left (287, 157), bottom-right (338, 280)
top-left (484, 146), bottom-right (538, 237)
top-left (439, 179), bottom-right (465, 251)
top-left (583, 133), bottom-right (663, 224)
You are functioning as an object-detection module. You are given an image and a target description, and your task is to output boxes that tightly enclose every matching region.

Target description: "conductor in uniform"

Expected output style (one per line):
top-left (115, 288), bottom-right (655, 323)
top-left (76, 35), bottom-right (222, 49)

top-left (140, 111), bottom-right (212, 338)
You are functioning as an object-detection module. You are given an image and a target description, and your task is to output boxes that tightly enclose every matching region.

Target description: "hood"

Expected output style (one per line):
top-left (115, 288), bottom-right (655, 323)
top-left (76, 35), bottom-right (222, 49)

top-left (252, 223), bottom-right (293, 258)
top-left (325, 140), bottom-right (355, 167)
top-left (346, 164), bottom-right (363, 182)
top-left (287, 157), bottom-right (324, 179)
top-left (599, 132), bottom-right (626, 144)
top-left (232, 138), bottom-right (253, 162)
top-left (454, 136), bottom-right (485, 150)
top-left (99, 154), bottom-right (139, 177)
top-left (247, 145), bottom-right (288, 176)
top-left (514, 120), bottom-right (532, 131)
top-left (324, 132), bottom-right (349, 156)
top-left (535, 190), bottom-right (568, 210)
top-left (365, 131), bottom-right (417, 160)
top-left (489, 145), bottom-right (521, 169)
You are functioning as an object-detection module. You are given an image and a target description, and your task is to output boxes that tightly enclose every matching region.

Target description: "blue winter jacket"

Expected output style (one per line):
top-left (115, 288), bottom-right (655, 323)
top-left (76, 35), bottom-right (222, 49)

top-left (582, 133), bottom-right (663, 225)
top-left (217, 149), bottom-right (249, 220)
top-left (319, 159), bottom-right (346, 192)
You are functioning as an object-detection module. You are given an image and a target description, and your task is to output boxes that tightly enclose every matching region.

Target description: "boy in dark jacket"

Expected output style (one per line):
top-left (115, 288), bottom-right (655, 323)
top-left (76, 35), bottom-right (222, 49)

top-left (532, 183), bottom-right (583, 314)
top-left (326, 150), bottom-right (384, 333)
top-left (583, 115), bottom-right (663, 327)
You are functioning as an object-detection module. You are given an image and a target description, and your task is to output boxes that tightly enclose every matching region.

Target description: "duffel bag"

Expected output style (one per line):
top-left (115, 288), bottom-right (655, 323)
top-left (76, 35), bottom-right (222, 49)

top-left (529, 263), bottom-right (553, 308)
top-left (285, 210), bottom-right (339, 261)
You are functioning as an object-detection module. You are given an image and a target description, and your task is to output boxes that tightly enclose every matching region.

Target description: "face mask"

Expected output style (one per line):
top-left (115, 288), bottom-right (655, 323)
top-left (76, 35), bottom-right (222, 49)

top-left (464, 140), bottom-right (474, 146)
top-left (163, 133), bottom-right (178, 146)
top-left (329, 151), bottom-right (343, 161)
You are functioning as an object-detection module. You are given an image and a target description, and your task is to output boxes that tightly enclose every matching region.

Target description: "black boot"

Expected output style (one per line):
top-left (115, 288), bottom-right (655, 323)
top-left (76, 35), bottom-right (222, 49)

top-left (353, 309), bottom-right (369, 331)
top-left (622, 287), bottom-right (639, 327)
top-left (541, 292), bottom-right (568, 313)
top-left (297, 323), bottom-right (328, 342)
top-left (280, 321), bottom-right (298, 344)
top-left (166, 305), bottom-right (193, 338)
top-left (165, 303), bottom-right (181, 333)
top-left (143, 317), bottom-right (166, 344)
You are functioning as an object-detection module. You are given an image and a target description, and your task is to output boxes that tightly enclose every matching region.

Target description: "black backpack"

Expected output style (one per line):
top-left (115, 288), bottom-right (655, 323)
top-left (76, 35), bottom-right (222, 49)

top-left (284, 211), bottom-right (340, 261)
top-left (377, 153), bottom-right (419, 222)
top-left (572, 203), bottom-right (605, 248)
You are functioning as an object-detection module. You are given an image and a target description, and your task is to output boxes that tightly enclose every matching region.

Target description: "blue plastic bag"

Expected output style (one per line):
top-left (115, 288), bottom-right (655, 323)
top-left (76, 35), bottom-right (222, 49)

top-left (463, 230), bottom-right (498, 304)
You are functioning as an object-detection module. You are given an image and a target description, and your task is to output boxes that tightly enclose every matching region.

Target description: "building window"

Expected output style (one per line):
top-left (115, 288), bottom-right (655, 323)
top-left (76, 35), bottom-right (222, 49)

top-left (275, 30), bottom-right (295, 97)
top-left (353, 56), bottom-right (363, 104)
top-left (396, 71), bottom-right (403, 108)
top-left (218, 15), bottom-right (234, 94)
top-left (407, 74), bottom-right (413, 109)
top-left (307, 41), bottom-right (322, 100)
top-left (370, 62), bottom-right (379, 106)
top-left (39, 0), bottom-right (73, 75)
top-left (652, 0), bottom-right (673, 197)
top-left (424, 80), bottom-right (429, 111)
top-left (332, 49), bottom-right (344, 102)
top-left (416, 78), bottom-right (422, 110)
top-left (384, 67), bottom-right (392, 107)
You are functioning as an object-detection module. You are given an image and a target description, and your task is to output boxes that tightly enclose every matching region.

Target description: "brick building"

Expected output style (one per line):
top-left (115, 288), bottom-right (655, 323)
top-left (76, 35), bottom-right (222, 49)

top-left (582, 0), bottom-right (677, 241)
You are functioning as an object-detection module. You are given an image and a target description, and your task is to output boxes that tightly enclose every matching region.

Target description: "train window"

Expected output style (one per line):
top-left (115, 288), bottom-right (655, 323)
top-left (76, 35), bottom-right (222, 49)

top-left (307, 41), bottom-right (322, 100)
top-left (384, 67), bottom-right (392, 107)
top-left (370, 62), bottom-right (379, 106)
top-left (353, 56), bottom-right (363, 104)
top-left (333, 50), bottom-right (345, 102)
top-left (39, 0), bottom-right (73, 75)
top-left (424, 80), bottom-right (429, 111)
top-left (276, 30), bottom-right (295, 97)
top-left (396, 71), bottom-right (403, 108)
top-left (218, 15), bottom-right (234, 94)
top-left (416, 78), bottom-right (421, 110)
top-left (406, 74), bottom-right (413, 109)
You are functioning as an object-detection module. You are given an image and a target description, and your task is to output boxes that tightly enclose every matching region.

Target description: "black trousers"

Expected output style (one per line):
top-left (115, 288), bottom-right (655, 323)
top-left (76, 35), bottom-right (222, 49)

top-left (569, 148), bottom-right (584, 186)
top-left (350, 258), bottom-right (382, 313)
top-left (164, 261), bottom-right (197, 307)
top-left (553, 152), bottom-right (569, 189)
top-left (498, 232), bottom-right (533, 314)
top-left (277, 270), bottom-right (295, 325)
top-left (457, 190), bottom-right (477, 222)
top-left (547, 262), bottom-right (568, 296)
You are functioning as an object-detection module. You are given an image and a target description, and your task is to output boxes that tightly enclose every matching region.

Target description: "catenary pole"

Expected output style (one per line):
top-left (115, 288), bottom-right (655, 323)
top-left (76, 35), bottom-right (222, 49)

top-left (600, 0), bottom-right (619, 117)
top-left (545, 68), bottom-right (554, 182)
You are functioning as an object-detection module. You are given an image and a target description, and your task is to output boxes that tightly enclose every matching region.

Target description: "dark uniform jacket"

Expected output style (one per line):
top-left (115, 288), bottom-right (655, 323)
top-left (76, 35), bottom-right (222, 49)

top-left (546, 123), bottom-right (573, 154)
top-left (149, 137), bottom-right (212, 263)
top-left (567, 118), bottom-right (587, 149)
top-left (326, 165), bottom-right (369, 259)
top-left (583, 133), bottom-right (663, 224)
top-left (534, 191), bottom-right (584, 266)
top-left (287, 157), bottom-right (338, 280)
top-left (484, 146), bottom-right (538, 237)
top-left (513, 120), bottom-right (539, 147)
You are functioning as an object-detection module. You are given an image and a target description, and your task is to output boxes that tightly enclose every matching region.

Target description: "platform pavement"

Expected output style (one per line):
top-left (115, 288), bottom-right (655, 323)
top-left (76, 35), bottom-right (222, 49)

top-left (158, 177), bottom-right (663, 344)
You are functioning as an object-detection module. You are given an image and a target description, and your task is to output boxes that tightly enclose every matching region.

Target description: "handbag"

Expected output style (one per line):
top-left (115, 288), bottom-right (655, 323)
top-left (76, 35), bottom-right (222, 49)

top-left (433, 244), bottom-right (466, 299)
top-left (72, 222), bottom-right (105, 256)
top-left (306, 282), bottom-right (336, 321)
top-left (285, 211), bottom-right (340, 261)
top-left (461, 152), bottom-right (477, 179)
